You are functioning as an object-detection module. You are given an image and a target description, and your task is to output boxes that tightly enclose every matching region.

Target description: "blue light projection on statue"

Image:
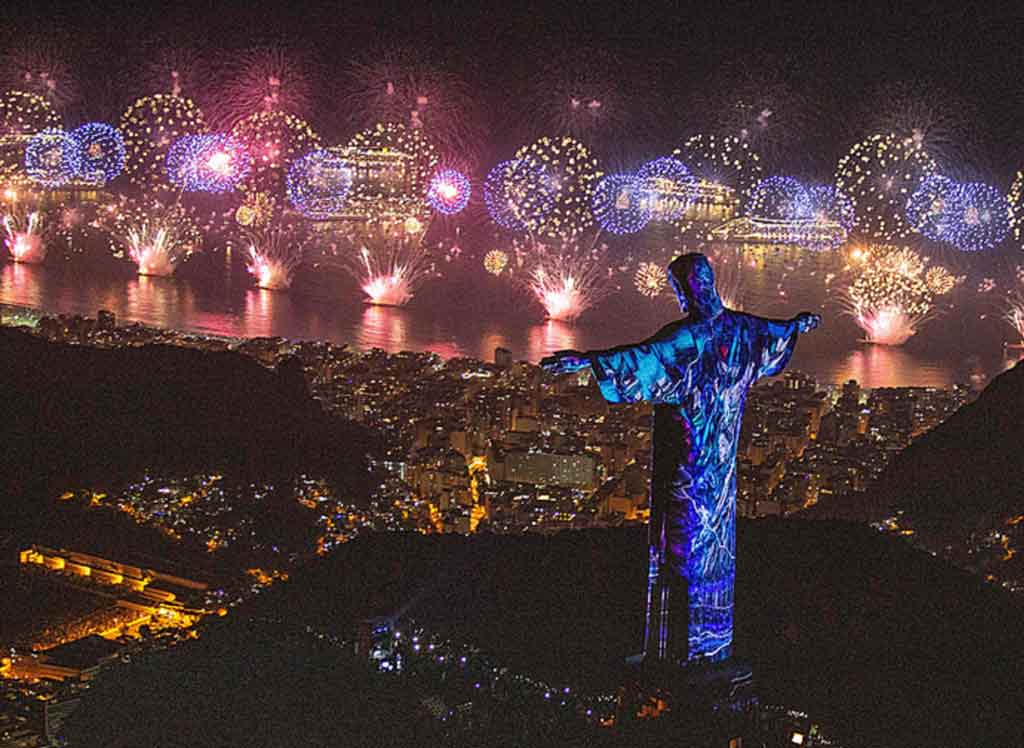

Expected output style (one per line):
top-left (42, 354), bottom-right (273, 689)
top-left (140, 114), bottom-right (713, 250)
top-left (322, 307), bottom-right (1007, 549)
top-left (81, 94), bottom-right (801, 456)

top-left (542, 254), bottom-right (819, 666)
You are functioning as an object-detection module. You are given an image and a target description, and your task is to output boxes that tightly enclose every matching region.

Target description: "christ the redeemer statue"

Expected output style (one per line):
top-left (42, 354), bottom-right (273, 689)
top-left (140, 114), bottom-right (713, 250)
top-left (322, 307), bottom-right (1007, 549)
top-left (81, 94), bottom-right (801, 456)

top-left (542, 253), bottom-right (820, 667)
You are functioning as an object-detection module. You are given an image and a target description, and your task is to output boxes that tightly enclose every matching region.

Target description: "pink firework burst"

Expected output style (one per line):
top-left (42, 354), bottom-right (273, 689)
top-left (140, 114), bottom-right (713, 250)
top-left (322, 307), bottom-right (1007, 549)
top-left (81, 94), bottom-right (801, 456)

top-left (2, 208), bottom-right (48, 263)
top-left (341, 48), bottom-right (481, 158)
top-left (519, 237), bottom-right (616, 322)
top-left (103, 199), bottom-right (202, 277)
top-left (348, 237), bottom-right (436, 307)
top-left (0, 37), bottom-right (77, 111)
top-left (144, 47), bottom-right (206, 99)
top-left (319, 225), bottom-right (440, 307)
top-left (844, 247), bottom-right (947, 345)
top-left (852, 307), bottom-right (921, 346)
top-left (214, 46), bottom-right (316, 127)
top-left (243, 215), bottom-right (313, 291)
top-left (248, 247), bottom-right (297, 291)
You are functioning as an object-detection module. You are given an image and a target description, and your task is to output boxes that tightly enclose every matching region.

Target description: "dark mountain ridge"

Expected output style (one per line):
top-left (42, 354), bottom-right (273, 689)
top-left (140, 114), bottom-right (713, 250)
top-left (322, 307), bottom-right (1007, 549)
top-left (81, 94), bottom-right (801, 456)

top-left (239, 521), bottom-right (1023, 747)
top-left (873, 358), bottom-right (1024, 532)
top-left (0, 326), bottom-right (376, 506)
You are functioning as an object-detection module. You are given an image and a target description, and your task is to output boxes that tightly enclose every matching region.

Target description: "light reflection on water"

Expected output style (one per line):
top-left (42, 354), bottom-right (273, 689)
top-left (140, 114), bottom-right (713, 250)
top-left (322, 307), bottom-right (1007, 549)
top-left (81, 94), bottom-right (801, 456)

top-left (830, 346), bottom-right (954, 389)
top-left (358, 304), bottom-right (409, 353)
top-left (526, 320), bottom-right (580, 362)
top-left (2, 262), bottom-right (44, 308)
top-left (1, 241), bottom-right (1019, 389)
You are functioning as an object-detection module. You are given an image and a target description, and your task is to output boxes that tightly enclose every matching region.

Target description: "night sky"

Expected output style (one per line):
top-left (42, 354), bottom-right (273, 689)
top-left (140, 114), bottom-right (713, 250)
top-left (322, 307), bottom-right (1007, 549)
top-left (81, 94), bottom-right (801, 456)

top-left (2, 0), bottom-right (1022, 177)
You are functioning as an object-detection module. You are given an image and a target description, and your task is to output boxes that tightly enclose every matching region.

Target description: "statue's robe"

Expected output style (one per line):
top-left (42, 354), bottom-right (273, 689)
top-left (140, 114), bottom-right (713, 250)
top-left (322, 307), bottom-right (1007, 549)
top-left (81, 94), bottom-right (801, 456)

top-left (589, 310), bottom-right (801, 664)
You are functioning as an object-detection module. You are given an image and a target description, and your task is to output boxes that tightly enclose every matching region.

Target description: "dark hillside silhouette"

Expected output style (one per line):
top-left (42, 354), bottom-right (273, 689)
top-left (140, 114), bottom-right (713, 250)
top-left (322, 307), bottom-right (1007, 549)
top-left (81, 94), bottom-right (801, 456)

top-left (0, 327), bottom-right (377, 520)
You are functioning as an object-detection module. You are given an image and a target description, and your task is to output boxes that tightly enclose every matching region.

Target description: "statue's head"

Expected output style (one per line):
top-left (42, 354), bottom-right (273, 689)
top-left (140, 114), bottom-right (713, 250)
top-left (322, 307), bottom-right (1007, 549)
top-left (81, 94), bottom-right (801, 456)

top-left (667, 253), bottom-right (724, 320)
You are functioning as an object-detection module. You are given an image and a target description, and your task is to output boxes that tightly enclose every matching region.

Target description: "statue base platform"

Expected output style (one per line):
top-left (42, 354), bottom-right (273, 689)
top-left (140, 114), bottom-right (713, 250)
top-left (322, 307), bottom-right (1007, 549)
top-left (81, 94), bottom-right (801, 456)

top-left (615, 656), bottom-right (759, 741)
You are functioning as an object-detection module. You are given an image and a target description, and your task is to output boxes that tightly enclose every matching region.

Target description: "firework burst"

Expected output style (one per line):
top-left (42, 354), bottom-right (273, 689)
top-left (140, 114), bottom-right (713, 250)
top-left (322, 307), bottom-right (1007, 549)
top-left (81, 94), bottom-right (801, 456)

top-left (71, 122), bottom-right (126, 186)
top-left (636, 157), bottom-right (695, 222)
top-left (924, 265), bottom-right (960, 295)
top-left (513, 236), bottom-right (615, 321)
top-left (745, 175), bottom-right (808, 220)
top-left (0, 91), bottom-right (60, 181)
top-left (483, 157), bottom-right (557, 233)
top-left (246, 224), bottom-right (312, 291)
top-left (426, 168), bottom-right (471, 215)
top-left (1005, 299), bottom-right (1024, 344)
top-left (120, 94), bottom-right (208, 193)
top-left (592, 173), bottom-right (651, 235)
top-left (347, 122), bottom-right (438, 200)
top-left (103, 198), bottom-right (202, 276)
top-left (803, 185), bottom-right (856, 230)
top-left (946, 181), bottom-right (1011, 252)
top-left (510, 136), bottom-right (602, 241)
top-left (215, 46), bottom-right (315, 126)
top-left (634, 261), bottom-right (666, 298)
top-left (341, 49), bottom-right (481, 158)
top-left (230, 110), bottom-right (321, 196)
top-left (24, 128), bottom-right (81, 188)
top-left (700, 57), bottom-right (818, 169)
top-left (0, 38), bottom-right (77, 112)
top-left (319, 222), bottom-right (440, 306)
top-left (673, 134), bottom-right (763, 194)
top-left (835, 133), bottom-right (936, 240)
top-left (521, 44), bottom-right (649, 151)
top-left (905, 174), bottom-right (959, 242)
top-left (2, 205), bottom-right (48, 263)
top-left (285, 149), bottom-right (353, 220)
top-left (233, 192), bottom-right (312, 291)
top-left (143, 47), bottom-right (205, 99)
top-left (844, 245), bottom-right (953, 345)
top-left (483, 249), bottom-right (509, 276)
top-left (165, 133), bottom-right (252, 193)
top-left (860, 80), bottom-right (975, 171)
top-left (348, 236), bottom-right (436, 306)
top-left (234, 190), bottom-right (274, 228)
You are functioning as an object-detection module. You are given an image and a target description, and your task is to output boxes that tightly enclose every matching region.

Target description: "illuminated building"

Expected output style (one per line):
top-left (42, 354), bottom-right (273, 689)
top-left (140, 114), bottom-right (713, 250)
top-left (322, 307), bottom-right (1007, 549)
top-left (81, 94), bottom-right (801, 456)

top-left (17, 546), bottom-right (209, 650)
top-left (467, 455), bottom-right (491, 532)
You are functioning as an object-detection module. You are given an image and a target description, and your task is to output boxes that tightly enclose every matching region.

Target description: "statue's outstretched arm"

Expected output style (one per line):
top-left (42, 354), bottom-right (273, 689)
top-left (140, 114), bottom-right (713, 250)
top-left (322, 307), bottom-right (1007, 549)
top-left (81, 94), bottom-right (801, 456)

top-left (539, 321), bottom-right (684, 377)
top-left (792, 312), bottom-right (822, 333)
top-left (589, 323), bottom-right (696, 404)
top-left (753, 311), bottom-right (821, 380)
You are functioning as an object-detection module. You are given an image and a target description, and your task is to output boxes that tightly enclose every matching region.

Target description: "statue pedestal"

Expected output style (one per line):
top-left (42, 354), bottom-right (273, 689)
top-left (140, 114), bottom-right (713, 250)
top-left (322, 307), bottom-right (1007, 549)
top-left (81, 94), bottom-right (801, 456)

top-left (616, 658), bottom-right (759, 744)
